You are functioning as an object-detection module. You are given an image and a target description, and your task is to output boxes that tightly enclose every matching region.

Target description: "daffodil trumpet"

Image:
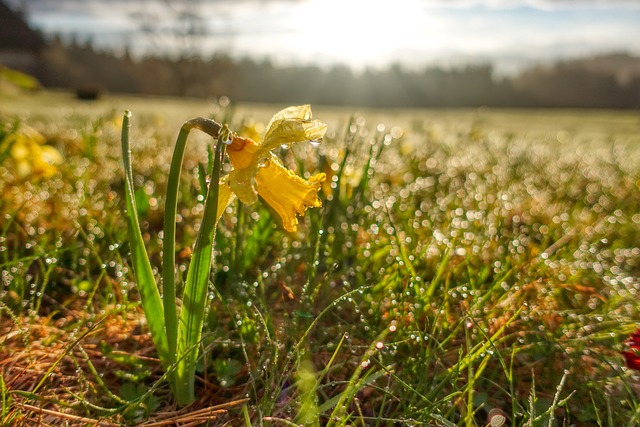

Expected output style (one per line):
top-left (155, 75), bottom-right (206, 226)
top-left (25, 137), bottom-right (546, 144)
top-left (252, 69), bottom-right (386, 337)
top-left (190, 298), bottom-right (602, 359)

top-left (121, 105), bottom-right (327, 406)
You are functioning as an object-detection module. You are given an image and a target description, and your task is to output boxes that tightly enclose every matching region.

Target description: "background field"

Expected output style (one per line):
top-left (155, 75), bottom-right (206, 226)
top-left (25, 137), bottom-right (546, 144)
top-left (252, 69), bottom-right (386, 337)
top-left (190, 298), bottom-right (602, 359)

top-left (1, 91), bottom-right (640, 426)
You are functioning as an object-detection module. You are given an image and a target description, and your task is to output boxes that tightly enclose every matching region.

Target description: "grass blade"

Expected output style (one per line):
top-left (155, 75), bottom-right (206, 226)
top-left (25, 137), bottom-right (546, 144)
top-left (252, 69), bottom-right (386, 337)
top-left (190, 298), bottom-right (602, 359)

top-left (162, 125), bottom-right (190, 367)
top-left (174, 130), bottom-right (226, 406)
top-left (120, 111), bottom-right (170, 370)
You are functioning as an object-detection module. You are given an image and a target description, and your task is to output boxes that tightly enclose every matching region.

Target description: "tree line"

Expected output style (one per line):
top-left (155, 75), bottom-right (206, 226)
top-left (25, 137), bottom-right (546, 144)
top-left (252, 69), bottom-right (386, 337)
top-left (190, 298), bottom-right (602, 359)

top-left (35, 39), bottom-right (640, 109)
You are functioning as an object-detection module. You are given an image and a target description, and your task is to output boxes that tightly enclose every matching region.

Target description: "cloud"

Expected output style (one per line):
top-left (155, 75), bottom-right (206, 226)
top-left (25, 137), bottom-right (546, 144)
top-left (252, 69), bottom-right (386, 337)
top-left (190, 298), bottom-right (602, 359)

top-left (11, 0), bottom-right (640, 16)
top-left (422, 0), bottom-right (640, 6)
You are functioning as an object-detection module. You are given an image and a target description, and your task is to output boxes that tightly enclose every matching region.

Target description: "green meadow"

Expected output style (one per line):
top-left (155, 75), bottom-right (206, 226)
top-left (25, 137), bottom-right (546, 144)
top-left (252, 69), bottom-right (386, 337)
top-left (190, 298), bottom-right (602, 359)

top-left (1, 91), bottom-right (639, 426)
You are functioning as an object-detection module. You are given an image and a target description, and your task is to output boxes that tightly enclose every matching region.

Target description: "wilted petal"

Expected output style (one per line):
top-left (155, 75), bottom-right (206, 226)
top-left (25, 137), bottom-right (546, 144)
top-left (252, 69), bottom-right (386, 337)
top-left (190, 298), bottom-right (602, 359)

top-left (262, 119), bottom-right (327, 152)
top-left (223, 106), bottom-right (327, 230)
top-left (255, 155), bottom-right (325, 233)
top-left (266, 105), bottom-right (313, 129)
top-left (262, 105), bottom-right (327, 152)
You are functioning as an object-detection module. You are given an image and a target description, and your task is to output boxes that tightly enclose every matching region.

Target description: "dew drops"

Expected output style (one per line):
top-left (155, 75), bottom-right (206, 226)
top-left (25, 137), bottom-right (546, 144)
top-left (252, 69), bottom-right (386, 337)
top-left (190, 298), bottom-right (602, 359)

top-left (258, 157), bottom-right (271, 168)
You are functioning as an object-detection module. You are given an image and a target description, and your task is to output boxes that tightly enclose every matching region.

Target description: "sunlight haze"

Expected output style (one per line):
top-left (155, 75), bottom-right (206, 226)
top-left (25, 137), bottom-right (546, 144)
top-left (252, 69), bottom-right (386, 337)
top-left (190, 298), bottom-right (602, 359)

top-left (7, 0), bottom-right (640, 74)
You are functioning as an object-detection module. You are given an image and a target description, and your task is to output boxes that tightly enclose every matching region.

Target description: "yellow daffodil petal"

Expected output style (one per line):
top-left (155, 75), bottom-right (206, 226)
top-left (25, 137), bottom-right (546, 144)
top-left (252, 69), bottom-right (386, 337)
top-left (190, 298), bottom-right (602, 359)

top-left (261, 119), bottom-right (327, 152)
top-left (225, 106), bottom-right (327, 216)
top-left (8, 128), bottom-right (63, 178)
top-left (261, 105), bottom-right (327, 152)
top-left (227, 135), bottom-right (260, 170)
top-left (10, 140), bottom-right (30, 161)
top-left (16, 160), bottom-right (31, 178)
top-left (215, 176), bottom-right (237, 224)
top-left (229, 166), bottom-right (258, 205)
top-left (40, 145), bottom-right (64, 166)
top-left (30, 144), bottom-right (62, 178)
top-left (227, 135), bottom-right (262, 204)
top-left (267, 105), bottom-right (313, 128)
top-left (18, 125), bottom-right (46, 146)
top-left (255, 155), bottom-right (325, 233)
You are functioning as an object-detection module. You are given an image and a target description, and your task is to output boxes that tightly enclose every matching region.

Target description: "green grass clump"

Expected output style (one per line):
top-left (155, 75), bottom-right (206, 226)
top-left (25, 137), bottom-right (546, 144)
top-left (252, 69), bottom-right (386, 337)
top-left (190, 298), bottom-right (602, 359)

top-left (0, 66), bottom-right (41, 92)
top-left (1, 93), bottom-right (639, 426)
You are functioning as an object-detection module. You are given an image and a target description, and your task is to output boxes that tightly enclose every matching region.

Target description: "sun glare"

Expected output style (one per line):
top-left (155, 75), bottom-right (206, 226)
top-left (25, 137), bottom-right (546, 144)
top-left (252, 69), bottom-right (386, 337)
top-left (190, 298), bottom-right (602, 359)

top-left (291, 0), bottom-right (429, 68)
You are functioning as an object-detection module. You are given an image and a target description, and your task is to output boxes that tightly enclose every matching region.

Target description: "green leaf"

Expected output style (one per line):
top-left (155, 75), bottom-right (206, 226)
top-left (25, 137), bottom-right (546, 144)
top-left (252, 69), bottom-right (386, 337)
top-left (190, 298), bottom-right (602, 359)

top-left (120, 111), bottom-right (171, 372)
top-left (134, 187), bottom-right (150, 217)
top-left (162, 118), bottom-right (223, 373)
top-left (174, 127), bottom-right (227, 406)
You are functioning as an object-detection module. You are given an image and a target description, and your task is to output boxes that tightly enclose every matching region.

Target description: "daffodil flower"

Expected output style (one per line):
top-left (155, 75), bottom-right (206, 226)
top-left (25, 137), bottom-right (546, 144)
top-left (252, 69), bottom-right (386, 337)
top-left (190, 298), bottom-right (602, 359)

top-left (7, 125), bottom-right (63, 179)
top-left (218, 105), bottom-right (327, 232)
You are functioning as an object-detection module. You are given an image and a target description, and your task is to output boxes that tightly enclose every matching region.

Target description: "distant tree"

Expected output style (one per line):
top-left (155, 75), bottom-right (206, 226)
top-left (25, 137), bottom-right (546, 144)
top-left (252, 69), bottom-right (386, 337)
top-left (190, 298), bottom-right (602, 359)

top-left (28, 31), bottom-right (640, 109)
top-left (130, 0), bottom-right (213, 96)
top-left (513, 61), bottom-right (636, 108)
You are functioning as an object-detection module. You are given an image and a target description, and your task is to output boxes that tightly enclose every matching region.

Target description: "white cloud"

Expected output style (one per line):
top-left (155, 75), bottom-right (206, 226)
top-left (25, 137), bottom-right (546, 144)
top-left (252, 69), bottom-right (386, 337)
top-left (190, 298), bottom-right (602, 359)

top-left (421, 0), bottom-right (640, 7)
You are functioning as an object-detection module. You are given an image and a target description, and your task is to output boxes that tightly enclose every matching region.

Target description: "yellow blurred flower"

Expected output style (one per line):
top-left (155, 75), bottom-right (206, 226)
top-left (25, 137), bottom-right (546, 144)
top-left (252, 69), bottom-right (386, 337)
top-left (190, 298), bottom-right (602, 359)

top-left (6, 125), bottom-right (63, 179)
top-left (237, 119), bottom-right (265, 143)
top-left (222, 105), bottom-right (327, 232)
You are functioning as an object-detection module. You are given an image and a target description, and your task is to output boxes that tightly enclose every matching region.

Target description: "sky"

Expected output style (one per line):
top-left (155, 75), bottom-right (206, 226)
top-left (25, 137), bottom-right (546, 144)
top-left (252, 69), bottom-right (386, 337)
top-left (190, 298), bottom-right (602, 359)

top-left (6, 0), bottom-right (640, 75)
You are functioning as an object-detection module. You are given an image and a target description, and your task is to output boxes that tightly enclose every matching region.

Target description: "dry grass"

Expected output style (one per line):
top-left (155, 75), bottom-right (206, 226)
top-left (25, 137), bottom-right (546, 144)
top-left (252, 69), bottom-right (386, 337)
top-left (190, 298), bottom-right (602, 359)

top-left (2, 92), bottom-right (640, 425)
top-left (1, 307), bottom-right (251, 425)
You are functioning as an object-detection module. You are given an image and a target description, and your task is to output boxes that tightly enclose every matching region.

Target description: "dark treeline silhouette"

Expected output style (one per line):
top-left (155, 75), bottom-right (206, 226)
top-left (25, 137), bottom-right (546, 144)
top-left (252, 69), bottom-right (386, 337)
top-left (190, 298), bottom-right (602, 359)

top-left (29, 38), bottom-right (640, 109)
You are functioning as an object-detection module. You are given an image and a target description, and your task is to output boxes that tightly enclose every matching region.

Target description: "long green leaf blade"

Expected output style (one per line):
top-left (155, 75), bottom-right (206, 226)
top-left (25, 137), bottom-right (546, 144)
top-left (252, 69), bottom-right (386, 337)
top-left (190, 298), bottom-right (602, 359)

top-left (121, 111), bottom-right (170, 371)
top-left (162, 126), bottom-right (190, 365)
top-left (163, 118), bottom-right (223, 366)
top-left (174, 132), bottom-right (226, 406)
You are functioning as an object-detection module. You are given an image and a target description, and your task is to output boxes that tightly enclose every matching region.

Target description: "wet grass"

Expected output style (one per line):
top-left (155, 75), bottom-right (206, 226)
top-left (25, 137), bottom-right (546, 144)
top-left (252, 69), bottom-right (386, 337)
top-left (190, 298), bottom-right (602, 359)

top-left (1, 91), bottom-right (640, 426)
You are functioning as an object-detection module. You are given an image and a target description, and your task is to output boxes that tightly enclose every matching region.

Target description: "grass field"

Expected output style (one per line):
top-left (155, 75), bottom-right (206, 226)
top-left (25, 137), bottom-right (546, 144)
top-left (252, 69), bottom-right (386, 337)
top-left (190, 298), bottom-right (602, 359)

top-left (1, 91), bottom-right (640, 426)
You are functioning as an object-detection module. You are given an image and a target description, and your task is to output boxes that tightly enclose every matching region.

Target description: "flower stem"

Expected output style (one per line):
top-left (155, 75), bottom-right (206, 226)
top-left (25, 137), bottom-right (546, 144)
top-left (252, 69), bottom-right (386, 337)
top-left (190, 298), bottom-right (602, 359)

top-left (163, 118), bottom-right (223, 367)
top-left (174, 125), bottom-right (227, 406)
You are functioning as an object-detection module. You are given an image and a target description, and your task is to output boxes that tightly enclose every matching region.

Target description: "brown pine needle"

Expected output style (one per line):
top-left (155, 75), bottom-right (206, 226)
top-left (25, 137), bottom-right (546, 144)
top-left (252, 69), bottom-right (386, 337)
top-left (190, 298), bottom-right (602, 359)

top-left (140, 398), bottom-right (250, 426)
top-left (15, 402), bottom-right (120, 427)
